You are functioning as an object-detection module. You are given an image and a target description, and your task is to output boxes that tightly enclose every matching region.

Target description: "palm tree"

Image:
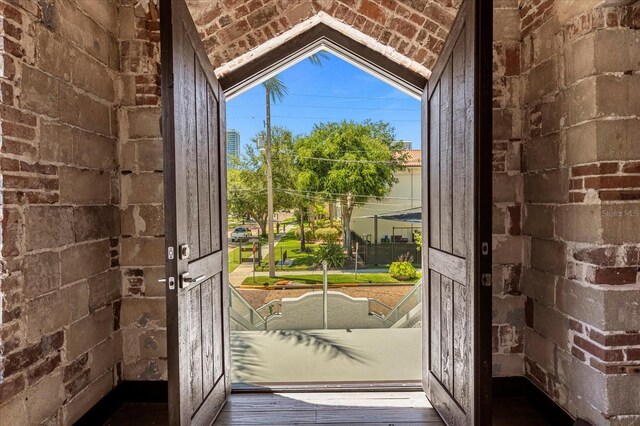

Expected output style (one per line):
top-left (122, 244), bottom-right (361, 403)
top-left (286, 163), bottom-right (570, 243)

top-left (262, 52), bottom-right (329, 277)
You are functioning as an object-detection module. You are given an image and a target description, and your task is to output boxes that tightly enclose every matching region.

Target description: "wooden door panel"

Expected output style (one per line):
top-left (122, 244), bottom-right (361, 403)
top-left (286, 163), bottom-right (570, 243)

top-left (422, 0), bottom-right (492, 425)
top-left (452, 35), bottom-right (467, 258)
top-left (183, 39), bottom-right (200, 260)
top-left (196, 65), bottom-right (212, 256)
top-left (189, 286), bottom-right (204, 411)
top-left (429, 270), bottom-right (441, 380)
top-left (429, 83), bottom-right (440, 250)
top-left (439, 59), bottom-right (453, 254)
top-left (162, 0), bottom-right (230, 424)
top-left (453, 281), bottom-right (469, 408)
top-left (208, 89), bottom-right (222, 253)
top-left (200, 279), bottom-right (215, 396)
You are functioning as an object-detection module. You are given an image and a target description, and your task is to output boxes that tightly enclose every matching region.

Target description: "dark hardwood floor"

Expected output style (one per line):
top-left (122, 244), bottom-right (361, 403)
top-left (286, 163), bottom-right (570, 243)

top-left (102, 392), bottom-right (552, 425)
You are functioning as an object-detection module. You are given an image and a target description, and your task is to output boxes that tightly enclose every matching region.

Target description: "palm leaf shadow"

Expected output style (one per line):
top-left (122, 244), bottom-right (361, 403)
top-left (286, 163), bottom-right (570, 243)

top-left (231, 329), bottom-right (370, 383)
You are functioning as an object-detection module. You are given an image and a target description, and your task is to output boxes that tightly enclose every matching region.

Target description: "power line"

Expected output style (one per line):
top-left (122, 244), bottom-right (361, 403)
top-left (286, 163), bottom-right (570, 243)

top-left (283, 92), bottom-right (414, 101)
top-left (276, 188), bottom-right (418, 201)
top-left (238, 103), bottom-right (417, 111)
top-left (294, 155), bottom-right (402, 164)
top-left (228, 115), bottom-right (420, 122)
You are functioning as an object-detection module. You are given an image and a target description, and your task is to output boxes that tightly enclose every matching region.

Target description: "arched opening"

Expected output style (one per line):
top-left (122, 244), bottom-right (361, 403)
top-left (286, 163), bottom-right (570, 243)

top-left (160, 1), bottom-right (490, 424)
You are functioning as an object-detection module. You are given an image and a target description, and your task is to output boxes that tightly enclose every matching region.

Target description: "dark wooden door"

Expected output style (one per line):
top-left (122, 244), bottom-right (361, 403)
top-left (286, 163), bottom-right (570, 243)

top-left (161, 1), bottom-right (230, 424)
top-left (421, 0), bottom-right (492, 425)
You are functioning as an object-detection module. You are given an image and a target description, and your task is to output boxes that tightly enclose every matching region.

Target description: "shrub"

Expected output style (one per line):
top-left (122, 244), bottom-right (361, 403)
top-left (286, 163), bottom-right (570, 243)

top-left (314, 243), bottom-right (346, 268)
top-left (294, 228), bottom-right (315, 241)
top-left (389, 261), bottom-right (417, 280)
top-left (315, 227), bottom-right (340, 244)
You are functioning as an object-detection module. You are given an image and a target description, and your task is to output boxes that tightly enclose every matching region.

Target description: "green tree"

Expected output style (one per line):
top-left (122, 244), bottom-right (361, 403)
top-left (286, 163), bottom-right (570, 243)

top-left (228, 127), bottom-right (296, 235)
top-left (295, 120), bottom-right (405, 255)
top-left (262, 53), bottom-right (329, 272)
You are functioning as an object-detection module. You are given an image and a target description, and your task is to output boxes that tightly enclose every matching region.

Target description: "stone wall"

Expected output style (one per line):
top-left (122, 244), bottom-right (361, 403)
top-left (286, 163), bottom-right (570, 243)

top-left (492, 0), bottom-right (525, 376)
top-left (520, 0), bottom-right (640, 424)
top-left (117, 0), bottom-right (167, 382)
top-left (0, 0), bottom-right (122, 423)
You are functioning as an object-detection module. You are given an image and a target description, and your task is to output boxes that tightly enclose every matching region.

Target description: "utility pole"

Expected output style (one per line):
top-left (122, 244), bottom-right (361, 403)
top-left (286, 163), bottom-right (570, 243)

top-left (265, 87), bottom-right (276, 278)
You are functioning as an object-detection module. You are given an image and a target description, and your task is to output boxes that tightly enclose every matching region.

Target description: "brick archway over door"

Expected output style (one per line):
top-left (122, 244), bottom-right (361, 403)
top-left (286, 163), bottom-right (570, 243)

top-left (187, 0), bottom-right (460, 77)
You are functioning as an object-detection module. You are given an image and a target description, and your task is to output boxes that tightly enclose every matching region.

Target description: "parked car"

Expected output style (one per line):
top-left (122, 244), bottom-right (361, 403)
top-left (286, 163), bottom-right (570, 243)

top-left (230, 227), bottom-right (252, 241)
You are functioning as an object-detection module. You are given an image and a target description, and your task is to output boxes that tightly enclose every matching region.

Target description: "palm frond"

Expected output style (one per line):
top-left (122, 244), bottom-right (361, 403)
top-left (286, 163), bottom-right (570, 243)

top-left (307, 51), bottom-right (330, 67)
top-left (262, 75), bottom-right (289, 104)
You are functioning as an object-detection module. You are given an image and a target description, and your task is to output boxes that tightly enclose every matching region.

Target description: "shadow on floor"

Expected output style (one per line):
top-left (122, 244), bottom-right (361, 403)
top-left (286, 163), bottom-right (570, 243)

top-left (102, 394), bottom-right (553, 425)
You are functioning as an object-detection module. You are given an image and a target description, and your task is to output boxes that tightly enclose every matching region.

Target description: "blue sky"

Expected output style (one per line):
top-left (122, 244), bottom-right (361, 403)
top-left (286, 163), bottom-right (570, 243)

top-left (226, 51), bottom-right (421, 153)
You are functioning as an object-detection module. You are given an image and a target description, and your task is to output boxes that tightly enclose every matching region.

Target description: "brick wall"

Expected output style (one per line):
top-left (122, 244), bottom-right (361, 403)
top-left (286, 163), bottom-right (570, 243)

top-left (117, 0), bottom-right (167, 382)
top-left (188, 0), bottom-right (459, 74)
top-left (3, 1), bottom-right (639, 424)
top-left (492, 0), bottom-right (525, 376)
top-left (0, 0), bottom-right (122, 423)
top-left (520, 0), bottom-right (640, 423)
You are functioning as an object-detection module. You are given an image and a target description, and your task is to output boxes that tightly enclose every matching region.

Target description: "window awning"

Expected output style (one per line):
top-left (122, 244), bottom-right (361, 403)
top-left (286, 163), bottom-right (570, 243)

top-left (355, 207), bottom-right (422, 223)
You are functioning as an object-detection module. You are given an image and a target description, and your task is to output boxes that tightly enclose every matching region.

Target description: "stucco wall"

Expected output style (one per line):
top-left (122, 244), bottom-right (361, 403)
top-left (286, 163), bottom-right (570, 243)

top-left (351, 166), bottom-right (421, 243)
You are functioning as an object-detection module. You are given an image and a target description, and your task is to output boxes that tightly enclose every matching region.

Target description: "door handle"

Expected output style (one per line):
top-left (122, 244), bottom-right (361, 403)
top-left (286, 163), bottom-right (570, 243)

top-left (180, 273), bottom-right (206, 289)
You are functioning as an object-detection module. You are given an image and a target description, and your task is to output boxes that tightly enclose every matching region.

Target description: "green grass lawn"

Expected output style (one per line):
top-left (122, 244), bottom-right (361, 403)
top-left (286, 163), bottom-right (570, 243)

top-left (242, 272), bottom-right (421, 286)
top-left (258, 227), bottom-right (320, 271)
top-left (228, 246), bottom-right (241, 273)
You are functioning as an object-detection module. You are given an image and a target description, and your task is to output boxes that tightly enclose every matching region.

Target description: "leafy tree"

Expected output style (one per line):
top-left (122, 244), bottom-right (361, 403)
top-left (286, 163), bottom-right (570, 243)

top-left (227, 127), bottom-right (296, 235)
top-left (295, 120), bottom-right (405, 255)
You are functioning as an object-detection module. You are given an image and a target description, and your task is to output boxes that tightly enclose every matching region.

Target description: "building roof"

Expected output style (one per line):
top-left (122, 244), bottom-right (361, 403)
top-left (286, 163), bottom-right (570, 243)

top-left (399, 149), bottom-right (421, 167)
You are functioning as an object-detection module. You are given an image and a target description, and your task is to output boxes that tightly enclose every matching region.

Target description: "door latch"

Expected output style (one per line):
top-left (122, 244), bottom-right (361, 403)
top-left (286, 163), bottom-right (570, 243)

top-left (481, 242), bottom-right (489, 255)
top-left (481, 273), bottom-right (491, 287)
top-left (158, 276), bottom-right (176, 290)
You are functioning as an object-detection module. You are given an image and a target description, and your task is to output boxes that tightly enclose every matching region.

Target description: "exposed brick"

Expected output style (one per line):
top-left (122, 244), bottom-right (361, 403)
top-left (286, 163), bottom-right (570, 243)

top-left (572, 162), bottom-right (619, 177)
top-left (622, 161), bottom-right (640, 174)
top-left (3, 331), bottom-right (64, 378)
top-left (587, 266), bottom-right (638, 285)
top-left (27, 354), bottom-right (61, 385)
top-left (63, 353), bottom-right (89, 382)
top-left (599, 190), bottom-right (640, 201)
top-left (589, 329), bottom-right (640, 347)
top-left (574, 335), bottom-right (624, 362)
top-left (573, 246), bottom-right (618, 267)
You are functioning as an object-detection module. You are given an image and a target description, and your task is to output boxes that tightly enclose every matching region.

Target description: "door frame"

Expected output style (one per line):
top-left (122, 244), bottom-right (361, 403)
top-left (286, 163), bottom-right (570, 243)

top-left (161, 0), bottom-right (493, 416)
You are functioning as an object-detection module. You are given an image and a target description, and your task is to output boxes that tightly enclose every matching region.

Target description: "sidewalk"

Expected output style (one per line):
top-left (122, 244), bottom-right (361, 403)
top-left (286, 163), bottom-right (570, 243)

top-left (228, 224), bottom-right (293, 286)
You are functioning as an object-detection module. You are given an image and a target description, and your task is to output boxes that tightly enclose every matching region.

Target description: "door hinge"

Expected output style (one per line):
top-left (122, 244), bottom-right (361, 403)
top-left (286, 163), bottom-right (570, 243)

top-left (481, 273), bottom-right (491, 287)
top-left (481, 242), bottom-right (489, 255)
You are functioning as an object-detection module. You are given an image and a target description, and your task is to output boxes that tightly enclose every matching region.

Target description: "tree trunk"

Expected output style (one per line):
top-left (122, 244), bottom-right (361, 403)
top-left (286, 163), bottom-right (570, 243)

top-left (309, 205), bottom-right (315, 234)
top-left (340, 201), bottom-right (354, 257)
top-left (254, 214), bottom-right (267, 237)
top-left (299, 205), bottom-right (306, 252)
top-left (328, 203), bottom-right (334, 226)
top-left (265, 87), bottom-right (276, 277)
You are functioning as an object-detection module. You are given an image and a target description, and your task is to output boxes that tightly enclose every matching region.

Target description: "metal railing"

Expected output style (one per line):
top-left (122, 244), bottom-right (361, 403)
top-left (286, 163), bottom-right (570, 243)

top-left (230, 286), bottom-right (267, 330)
top-left (367, 299), bottom-right (392, 319)
top-left (256, 300), bottom-right (282, 319)
top-left (383, 279), bottom-right (422, 328)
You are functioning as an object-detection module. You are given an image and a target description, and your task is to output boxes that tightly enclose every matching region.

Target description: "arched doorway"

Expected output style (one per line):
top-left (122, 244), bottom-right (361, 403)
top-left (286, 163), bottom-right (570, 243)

top-left (160, 1), bottom-right (491, 424)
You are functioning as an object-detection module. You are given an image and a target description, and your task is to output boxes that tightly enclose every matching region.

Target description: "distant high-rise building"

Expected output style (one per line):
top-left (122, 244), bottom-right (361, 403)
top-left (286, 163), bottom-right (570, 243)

top-left (399, 140), bottom-right (412, 150)
top-left (227, 129), bottom-right (240, 166)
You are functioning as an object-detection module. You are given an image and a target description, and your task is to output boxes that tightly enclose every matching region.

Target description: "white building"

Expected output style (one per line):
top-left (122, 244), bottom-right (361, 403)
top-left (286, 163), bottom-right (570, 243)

top-left (350, 149), bottom-right (421, 244)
